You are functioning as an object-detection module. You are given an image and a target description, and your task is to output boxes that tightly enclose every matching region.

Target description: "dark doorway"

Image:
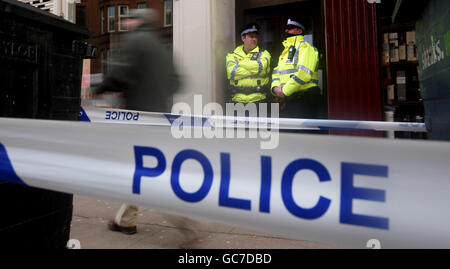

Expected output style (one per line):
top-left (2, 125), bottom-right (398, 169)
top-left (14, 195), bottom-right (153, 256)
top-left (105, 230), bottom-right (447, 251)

top-left (236, 0), bottom-right (328, 118)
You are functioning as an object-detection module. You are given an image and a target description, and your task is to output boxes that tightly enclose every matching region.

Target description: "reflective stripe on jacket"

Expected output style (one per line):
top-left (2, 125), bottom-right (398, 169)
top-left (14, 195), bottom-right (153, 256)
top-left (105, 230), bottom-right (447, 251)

top-left (226, 45), bottom-right (271, 103)
top-left (271, 35), bottom-right (319, 97)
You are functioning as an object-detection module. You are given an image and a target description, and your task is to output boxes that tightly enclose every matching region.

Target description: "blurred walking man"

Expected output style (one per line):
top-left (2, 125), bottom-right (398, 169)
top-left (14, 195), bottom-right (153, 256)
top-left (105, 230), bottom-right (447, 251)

top-left (96, 9), bottom-right (180, 234)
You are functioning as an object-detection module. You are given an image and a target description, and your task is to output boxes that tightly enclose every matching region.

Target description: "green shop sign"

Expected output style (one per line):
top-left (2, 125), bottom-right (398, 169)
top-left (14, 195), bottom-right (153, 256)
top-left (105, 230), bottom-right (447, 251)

top-left (416, 0), bottom-right (450, 99)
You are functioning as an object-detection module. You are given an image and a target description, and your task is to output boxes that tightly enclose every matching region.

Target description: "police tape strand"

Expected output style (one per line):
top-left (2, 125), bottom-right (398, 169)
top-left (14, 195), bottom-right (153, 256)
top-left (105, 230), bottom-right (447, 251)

top-left (80, 107), bottom-right (428, 133)
top-left (1, 117), bottom-right (449, 248)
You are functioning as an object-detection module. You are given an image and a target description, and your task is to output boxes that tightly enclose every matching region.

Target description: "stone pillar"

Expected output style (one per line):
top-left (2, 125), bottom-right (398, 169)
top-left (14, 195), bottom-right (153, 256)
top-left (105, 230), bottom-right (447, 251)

top-left (173, 0), bottom-right (235, 109)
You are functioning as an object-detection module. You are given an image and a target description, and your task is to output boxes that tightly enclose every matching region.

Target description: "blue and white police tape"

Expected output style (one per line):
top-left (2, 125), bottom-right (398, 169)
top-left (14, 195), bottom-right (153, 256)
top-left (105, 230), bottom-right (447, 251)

top-left (0, 117), bottom-right (448, 248)
top-left (80, 106), bottom-right (428, 133)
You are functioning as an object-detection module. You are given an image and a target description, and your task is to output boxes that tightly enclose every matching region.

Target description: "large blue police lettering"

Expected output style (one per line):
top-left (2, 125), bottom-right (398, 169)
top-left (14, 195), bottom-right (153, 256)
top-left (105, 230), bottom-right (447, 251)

top-left (171, 150), bottom-right (213, 203)
top-left (131, 145), bottom-right (389, 231)
top-left (340, 163), bottom-right (389, 230)
top-left (133, 146), bottom-right (166, 194)
top-left (281, 159), bottom-right (331, 220)
top-left (219, 153), bottom-right (251, 210)
top-left (126, 112), bottom-right (133, 120)
top-left (259, 156), bottom-right (272, 213)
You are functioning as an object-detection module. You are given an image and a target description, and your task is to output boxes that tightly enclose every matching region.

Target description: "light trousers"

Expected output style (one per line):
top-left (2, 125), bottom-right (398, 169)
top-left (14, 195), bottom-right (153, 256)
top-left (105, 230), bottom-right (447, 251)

top-left (114, 204), bottom-right (138, 227)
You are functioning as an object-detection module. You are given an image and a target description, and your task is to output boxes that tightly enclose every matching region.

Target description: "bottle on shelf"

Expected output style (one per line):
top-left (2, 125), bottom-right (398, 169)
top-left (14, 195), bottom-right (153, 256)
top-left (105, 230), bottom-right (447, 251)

top-left (406, 31), bottom-right (417, 62)
top-left (384, 107), bottom-right (395, 139)
top-left (387, 84), bottom-right (395, 104)
top-left (389, 32), bottom-right (400, 63)
top-left (382, 33), bottom-right (390, 65)
top-left (396, 71), bottom-right (407, 101)
top-left (399, 33), bottom-right (407, 61)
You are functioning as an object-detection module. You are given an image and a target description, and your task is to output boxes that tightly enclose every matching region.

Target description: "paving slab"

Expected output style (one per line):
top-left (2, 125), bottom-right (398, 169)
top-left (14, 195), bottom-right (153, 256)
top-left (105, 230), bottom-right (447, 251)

top-left (69, 195), bottom-right (338, 249)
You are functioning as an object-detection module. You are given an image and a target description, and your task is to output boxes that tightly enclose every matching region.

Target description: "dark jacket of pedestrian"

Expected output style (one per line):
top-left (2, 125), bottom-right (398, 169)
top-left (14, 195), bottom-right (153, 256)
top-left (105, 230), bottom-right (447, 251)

top-left (97, 13), bottom-right (180, 112)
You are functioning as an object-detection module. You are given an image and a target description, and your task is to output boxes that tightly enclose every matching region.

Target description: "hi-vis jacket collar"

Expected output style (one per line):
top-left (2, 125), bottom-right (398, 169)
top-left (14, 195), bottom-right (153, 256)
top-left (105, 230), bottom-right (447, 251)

top-left (234, 45), bottom-right (261, 57)
top-left (283, 35), bottom-right (304, 48)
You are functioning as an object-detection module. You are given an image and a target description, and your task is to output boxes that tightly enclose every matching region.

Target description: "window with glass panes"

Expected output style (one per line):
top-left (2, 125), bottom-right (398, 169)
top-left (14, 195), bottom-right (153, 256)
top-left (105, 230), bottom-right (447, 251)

top-left (164, 0), bottom-right (172, 27)
top-left (108, 6), bottom-right (115, 32)
top-left (119, 5), bottom-right (129, 31)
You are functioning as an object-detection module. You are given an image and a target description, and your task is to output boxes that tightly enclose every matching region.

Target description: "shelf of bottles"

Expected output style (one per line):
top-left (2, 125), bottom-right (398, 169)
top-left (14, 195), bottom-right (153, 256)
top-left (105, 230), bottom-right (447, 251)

top-left (381, 24), bottom-right (427, 140)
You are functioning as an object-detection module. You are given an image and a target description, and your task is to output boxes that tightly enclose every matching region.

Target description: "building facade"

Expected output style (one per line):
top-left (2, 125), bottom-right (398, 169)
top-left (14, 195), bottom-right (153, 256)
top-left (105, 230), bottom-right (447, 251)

top-left (20, 0), bottom-right (426, 132)
top-left (76, 0), bottom-right (173, 74)
top-left (17, 0), bottom-right (77, 23)
top-left (173, 0), bottom-right (426, 138)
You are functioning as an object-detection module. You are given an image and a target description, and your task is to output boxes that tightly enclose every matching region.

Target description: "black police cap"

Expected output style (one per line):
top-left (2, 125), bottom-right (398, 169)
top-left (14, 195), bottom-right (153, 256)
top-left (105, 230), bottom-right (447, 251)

top-left (240, 23), bottom-right (260, 36)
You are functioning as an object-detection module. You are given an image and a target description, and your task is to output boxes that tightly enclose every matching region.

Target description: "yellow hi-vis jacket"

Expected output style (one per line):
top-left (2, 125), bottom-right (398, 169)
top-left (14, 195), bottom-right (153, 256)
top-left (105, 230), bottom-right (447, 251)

top-left (271, 35), bottom-right (319, 97)
top-left (226, 45), bottom-right (271, 103)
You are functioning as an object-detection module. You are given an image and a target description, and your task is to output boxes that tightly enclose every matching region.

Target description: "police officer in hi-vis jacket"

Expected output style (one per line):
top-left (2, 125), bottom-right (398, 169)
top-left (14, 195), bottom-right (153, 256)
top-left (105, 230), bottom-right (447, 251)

top-left (226, 23), bottom-right (272, 105)
top-left (272, 18), bottom-right (321, 119)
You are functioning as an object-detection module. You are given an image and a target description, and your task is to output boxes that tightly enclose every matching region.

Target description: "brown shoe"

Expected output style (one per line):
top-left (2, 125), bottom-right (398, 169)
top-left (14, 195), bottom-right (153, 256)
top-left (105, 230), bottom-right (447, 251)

top-left (107, 220), bottom-right (137, 235)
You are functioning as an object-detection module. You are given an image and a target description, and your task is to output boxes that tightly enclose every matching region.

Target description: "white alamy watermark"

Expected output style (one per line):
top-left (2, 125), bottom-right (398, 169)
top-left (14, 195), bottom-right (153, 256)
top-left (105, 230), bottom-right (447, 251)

top-left (171, 95), bottom-right (280, 150)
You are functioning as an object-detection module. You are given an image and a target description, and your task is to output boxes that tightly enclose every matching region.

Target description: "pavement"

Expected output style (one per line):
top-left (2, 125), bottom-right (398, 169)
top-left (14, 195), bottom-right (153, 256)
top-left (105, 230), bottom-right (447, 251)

top-left (69, 195), bottom-right (338, 249)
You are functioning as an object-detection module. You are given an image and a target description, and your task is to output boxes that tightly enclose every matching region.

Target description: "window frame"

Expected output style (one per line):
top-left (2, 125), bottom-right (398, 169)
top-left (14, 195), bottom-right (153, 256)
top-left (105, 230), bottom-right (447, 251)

top-left (118, 5), bottom-right (129, 32)
top-left (100, 7), bottom-right (105, 34)
top-left (137, 3), bottom-right (147, 9)
top-left (164, 0), bottom-right (173, 27)
top-left (68, 0), bottom-right (75, 23)
top-left (107, 6), bottom-right (115, 33)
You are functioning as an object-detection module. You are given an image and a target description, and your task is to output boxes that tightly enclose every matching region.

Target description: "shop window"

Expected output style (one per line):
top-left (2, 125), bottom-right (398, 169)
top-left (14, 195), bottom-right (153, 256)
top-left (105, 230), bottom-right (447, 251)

top-left (379, 2), bottom-right (426, 140)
